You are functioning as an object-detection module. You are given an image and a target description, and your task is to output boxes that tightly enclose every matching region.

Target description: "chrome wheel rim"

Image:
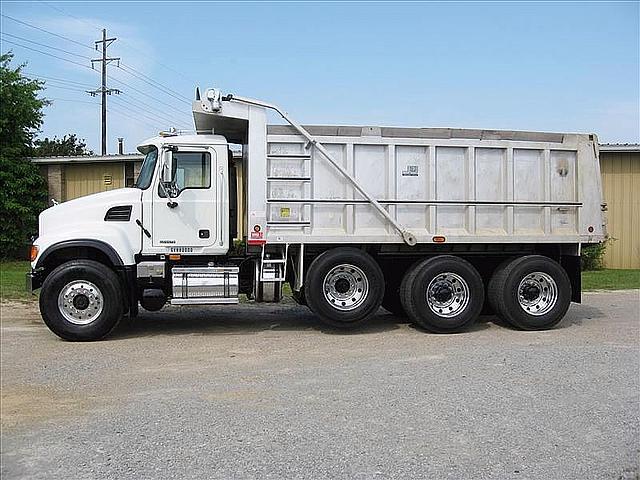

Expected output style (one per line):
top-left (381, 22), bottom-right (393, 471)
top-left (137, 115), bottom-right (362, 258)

top-left (426, 272), bottom-right (470, 318)
top-left (57, 280), bottom-right (104, 325)
top-left (322, 264), bottom-right (369, 311)
top-left (518, 272), bottom-right (558, 316)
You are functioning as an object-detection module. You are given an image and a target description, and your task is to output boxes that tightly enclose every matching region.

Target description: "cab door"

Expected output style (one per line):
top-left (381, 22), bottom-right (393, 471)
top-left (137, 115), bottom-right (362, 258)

top-left (152, 146), bottom-right (217, 248)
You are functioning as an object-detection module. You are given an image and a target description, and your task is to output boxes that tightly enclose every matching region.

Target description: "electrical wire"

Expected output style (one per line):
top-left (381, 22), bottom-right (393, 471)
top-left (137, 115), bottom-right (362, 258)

top-left (23, 73), bottom-right (95, 88)
top-left (115, 94), bottom-right (192, 128)
top-left (41, 84), bottom-right (89, 93)
top-left (1, 32), bottom-right (93, 60)
top-left (37, 0), bottom-right (102, 33)
top-left (1, 38), bottom-right (96, 71)
top-left (110, 96), bottom-right (190, 130)
top-left (0, 14), bottom-right (95, 52)
top-left (47, 97), bottom-right (99, 104)
top-left (107, 105), bottom-right (161, 132)
top-left (117, 63), bottom-right (191, 103)
top-left (35, 1), bottom-right (194, 85)
top-left (107, 73), bottom-right (188, 112)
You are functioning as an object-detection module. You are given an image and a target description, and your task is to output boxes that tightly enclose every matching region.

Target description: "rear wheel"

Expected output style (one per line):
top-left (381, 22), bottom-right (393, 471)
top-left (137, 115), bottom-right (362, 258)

top-left (305, 248), bottom-right (384, 328)
top-left (488, 255), bottom-right (571, 330)
top-left (400, 256), bottom-right (484, 333)
top-left (39, 260), bottom-right (123, 341)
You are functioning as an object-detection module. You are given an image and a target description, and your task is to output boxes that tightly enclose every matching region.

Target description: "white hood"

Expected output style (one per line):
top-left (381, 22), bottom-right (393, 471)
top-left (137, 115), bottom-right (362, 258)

top-left (35, 188), bottom-right (143, 267)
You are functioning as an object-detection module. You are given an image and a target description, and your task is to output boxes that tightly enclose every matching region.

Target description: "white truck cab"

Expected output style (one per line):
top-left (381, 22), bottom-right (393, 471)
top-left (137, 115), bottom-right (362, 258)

top-left (27, 88), bottom-right (606, 341)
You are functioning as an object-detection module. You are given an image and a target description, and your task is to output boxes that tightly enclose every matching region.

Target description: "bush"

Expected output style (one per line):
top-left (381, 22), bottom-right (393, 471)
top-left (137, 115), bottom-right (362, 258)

top-left (0, 52), bottom-right (49, 259)
top-left (581, 238), bottom-right (612, 271)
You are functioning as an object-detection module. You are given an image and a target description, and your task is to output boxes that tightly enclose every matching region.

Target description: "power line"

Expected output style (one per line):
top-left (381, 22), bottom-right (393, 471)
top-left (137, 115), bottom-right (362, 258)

top-left (22, 72), bottom-right (190, 124)
top-left (107, 104), bottom-right (162, 132)
top-left (47, 98), bottom-right (99, 104)
top-left (117, 63), bottom-right (191, 103)
top-left (23, 73), bottom-right (95, 88)
top-left (107, 73), bottom-right (187, 111)
top-left (0, 14), bottom-right (94, 52)
top-left (9, 5), bottom-right (194, 110)
top-left (41, 84), bottom-right (90, 93)
top-left (1, 32), bottom-right (93, 60)
top-left (116, 94), bottom-right (192, 129)
top-left (1, 38), bottom-right (96, 70)
top-left (110, 96), bottom-right (191, 131)
top-left (37, 0), bottom-right (102, 32)
top-left (34, 1), bottom-right (194, 85)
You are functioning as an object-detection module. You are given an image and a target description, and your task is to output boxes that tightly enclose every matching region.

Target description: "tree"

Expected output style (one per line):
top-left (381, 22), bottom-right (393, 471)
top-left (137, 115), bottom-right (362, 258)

top-left (33, 134), bottom-right (93, 157)
top-left (0, 52), bottom-right (49, 258)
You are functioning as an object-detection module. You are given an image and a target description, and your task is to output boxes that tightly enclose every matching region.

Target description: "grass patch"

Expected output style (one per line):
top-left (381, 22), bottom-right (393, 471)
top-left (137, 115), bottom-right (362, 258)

top-left (582, 269), bottom-right (640, 291)
top-left (1, 261), bottom-right (33, 301)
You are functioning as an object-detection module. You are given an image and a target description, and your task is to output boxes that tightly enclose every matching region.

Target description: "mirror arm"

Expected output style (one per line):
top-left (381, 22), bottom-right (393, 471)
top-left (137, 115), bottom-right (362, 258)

top-left (158, 180), bottom-right (178, 208)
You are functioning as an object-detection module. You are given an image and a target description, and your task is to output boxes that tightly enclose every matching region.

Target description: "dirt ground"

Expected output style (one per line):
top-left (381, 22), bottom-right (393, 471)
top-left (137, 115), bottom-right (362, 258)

top-left (1, 292), bottom-right (639, 479)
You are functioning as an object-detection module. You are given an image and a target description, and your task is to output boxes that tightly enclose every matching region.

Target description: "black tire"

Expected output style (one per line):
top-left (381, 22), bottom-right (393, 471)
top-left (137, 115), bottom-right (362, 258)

top-left (400, 256), bottom-right (484, 333)
top-left (39, 260), bottom-right (124, 341)
top-left (305, 248), bottom-right (384, 328)
top-left (488, 255), bottom-right (571, 330)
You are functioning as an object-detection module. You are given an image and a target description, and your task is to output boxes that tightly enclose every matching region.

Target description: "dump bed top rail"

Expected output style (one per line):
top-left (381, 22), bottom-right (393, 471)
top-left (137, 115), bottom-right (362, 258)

top-left (267, 125), bottom-right (567, 143)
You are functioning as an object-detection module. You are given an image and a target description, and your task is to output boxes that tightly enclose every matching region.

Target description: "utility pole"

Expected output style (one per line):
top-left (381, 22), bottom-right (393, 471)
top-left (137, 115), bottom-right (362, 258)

top-left (86, 29), bottom-right (120, 155)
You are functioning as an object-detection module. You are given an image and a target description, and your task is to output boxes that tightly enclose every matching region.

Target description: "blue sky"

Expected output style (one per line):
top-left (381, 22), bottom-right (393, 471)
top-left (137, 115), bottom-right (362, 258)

top-left (1, 1), bottom-right (638, 153)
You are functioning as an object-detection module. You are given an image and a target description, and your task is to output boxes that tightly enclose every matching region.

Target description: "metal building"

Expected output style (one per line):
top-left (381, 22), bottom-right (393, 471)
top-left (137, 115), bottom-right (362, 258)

top-left (599, 144), bottom-right (640, 269)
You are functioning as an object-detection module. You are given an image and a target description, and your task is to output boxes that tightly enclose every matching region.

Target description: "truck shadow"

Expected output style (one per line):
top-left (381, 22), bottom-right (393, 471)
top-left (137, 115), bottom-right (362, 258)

top-left (109, 302), bottom-right (496, 340)
top-left (108, 301), bottom-right (603, 340)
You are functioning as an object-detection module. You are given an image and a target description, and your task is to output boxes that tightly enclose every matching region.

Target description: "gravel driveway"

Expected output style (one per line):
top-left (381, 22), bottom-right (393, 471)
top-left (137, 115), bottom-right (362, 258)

top-left (1, 291), bottom-right (639, 480)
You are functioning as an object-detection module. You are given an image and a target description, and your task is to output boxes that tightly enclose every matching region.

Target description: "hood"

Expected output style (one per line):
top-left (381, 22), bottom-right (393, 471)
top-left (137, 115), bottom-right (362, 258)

top-left (39, 188), bottom-right (142, 236)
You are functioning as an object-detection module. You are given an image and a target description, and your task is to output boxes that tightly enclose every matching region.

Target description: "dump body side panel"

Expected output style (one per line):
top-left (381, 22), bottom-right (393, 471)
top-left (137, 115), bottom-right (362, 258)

top-left (260, 129), bottom-right (605, 245)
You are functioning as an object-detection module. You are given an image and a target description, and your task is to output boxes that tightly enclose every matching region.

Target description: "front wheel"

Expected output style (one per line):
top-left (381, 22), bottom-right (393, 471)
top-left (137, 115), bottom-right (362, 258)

top-left (39, 260), bottom-right (124, 341)
top-left (305, 248), bottom-right (384, 328)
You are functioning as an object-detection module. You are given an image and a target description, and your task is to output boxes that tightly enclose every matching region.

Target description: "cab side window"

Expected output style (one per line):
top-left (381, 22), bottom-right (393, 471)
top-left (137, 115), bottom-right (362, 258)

top-left (160, 151), bottom-right (211, 197)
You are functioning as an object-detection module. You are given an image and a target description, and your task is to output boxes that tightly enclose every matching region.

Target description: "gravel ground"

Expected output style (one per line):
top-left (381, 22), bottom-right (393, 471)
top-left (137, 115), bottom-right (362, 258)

top-left (1, 291), bottom-right (639, 480)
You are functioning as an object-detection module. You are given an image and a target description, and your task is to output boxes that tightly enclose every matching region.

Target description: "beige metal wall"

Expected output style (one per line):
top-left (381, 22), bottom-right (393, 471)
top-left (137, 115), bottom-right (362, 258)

top-left (600, 151), bottom-right (640, 269)
top-left (64, 163), bottom-right (125, 201)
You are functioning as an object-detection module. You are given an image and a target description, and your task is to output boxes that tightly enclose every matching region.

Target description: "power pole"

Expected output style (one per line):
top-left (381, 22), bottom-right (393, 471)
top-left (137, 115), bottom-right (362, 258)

top-left (86, 29), bottom-right (120, 155)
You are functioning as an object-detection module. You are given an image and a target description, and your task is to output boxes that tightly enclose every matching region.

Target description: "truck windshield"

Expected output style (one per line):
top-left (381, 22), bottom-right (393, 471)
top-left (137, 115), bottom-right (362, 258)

top-left (134, 147), bottom-right (158, 189)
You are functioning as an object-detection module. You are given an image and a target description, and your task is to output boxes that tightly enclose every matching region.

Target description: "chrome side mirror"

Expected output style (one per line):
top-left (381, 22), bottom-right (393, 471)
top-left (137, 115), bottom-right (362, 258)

top-left (161, 148), bottom-right (173, 183)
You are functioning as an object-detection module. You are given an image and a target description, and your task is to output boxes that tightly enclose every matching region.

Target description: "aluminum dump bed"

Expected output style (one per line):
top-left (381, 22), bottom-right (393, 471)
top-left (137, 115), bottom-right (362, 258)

top-left (262, 125), bottom-right (605, 245)
top-left (192, 95), bottom-right (606, 246)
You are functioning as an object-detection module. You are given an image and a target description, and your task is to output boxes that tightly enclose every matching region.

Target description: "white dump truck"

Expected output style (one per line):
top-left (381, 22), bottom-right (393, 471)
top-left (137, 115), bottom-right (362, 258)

top-left (28, 88), bottom-right (606, 340)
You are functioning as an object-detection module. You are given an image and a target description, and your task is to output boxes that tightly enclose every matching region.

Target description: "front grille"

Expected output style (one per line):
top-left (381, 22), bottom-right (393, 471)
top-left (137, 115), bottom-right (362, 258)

top-left (104, 205), bottom-right (132, 222)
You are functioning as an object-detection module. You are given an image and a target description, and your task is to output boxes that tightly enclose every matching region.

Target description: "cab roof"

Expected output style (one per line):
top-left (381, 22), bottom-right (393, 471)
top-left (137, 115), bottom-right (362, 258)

top-left (137, 133), bottom-right (227, 152)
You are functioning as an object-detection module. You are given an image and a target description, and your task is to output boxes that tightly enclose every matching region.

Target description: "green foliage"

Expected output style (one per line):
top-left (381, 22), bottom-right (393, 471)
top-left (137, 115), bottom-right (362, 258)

top-left (581, 238), bottom-right (612, 271)
top-left (0, 52), bottom-right (49, 259)
top-left (582, 269), bottom-right (640, 291)
top-left (33, 134), bottom-right (93, 157)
